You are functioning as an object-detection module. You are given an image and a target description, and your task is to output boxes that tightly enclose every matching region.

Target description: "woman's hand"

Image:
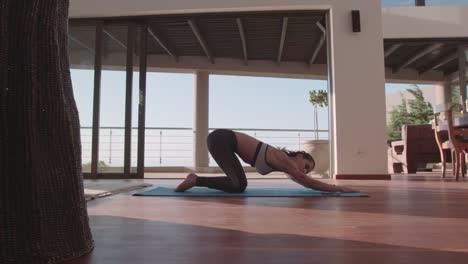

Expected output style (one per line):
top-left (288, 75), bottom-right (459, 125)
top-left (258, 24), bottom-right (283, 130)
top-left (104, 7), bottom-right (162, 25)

top-left (281, 158), bottom-right (359, 193)
top-left (332, 185), bottom-right (359, 193)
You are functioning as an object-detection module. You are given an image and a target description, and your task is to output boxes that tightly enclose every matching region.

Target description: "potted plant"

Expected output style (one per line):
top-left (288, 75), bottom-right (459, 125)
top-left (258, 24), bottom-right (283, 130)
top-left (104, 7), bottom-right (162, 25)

top-left (303, 89), bottom-right (330, 177)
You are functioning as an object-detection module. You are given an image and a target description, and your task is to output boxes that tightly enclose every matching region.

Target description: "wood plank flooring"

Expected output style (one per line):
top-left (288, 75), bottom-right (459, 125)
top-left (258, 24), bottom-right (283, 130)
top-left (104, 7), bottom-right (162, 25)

top-left (65, 174), bottom-right (468, 264)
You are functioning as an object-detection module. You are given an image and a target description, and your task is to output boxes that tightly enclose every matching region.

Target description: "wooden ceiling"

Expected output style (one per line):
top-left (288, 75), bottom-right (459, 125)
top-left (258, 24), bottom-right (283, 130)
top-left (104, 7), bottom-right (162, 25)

top-left (69, 11), bottom-right (467, 78)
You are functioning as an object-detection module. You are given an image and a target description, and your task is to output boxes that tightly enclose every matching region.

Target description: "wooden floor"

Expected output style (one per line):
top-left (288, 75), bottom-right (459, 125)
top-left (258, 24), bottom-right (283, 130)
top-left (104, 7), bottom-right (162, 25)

top-left (66, 174), bottom-right (468, 264)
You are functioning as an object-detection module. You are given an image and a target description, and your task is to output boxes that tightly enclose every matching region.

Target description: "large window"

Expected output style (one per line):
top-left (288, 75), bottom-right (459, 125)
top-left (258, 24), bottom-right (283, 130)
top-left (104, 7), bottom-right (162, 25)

top-left (426, 0), bottom-right (468, 6)
top-left (445, 46), bottom-right (467, 113)
top-left (382, 0), bottom-right (415, 7)
top-left (385, 83), bottom-right (435, 141)
top-left (145, 73), bottom-right (193, 167)
top-left (68, 10), bottom-right (330, 178)
top-left (131, 73), bottom-right (140, 170)
top-left (462, 45), bottom-right (468, 109)
top-left (69, 25), bottom-right (95, 173)
top-left (382, 0), bottom-right (468, 6)
top-left (98, 24), bottom-right (128, 173)
top-left (209, 75), bottom-right (330, 177)
top-left (69, 21), bottom-right (143, 177)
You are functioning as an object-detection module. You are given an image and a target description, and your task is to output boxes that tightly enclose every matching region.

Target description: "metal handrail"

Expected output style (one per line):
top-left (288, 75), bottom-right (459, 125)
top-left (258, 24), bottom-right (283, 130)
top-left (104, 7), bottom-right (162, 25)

top-left (80, 126), bottom-right (329, 166)
top-left (80, 126), bottom-right (328, 132)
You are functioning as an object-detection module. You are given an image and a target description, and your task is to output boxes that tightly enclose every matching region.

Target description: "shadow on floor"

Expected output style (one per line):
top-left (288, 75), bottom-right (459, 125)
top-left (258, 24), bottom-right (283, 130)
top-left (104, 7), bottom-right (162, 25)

top-left (64, 215), bottom-right (468, 264)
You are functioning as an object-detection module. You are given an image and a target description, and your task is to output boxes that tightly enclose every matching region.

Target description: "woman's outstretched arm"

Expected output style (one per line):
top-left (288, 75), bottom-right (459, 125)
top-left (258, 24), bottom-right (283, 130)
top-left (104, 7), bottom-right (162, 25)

top-left (270, 148), bottom-right (357, 193)
top-left (286, 169), bottom-right (357, 193)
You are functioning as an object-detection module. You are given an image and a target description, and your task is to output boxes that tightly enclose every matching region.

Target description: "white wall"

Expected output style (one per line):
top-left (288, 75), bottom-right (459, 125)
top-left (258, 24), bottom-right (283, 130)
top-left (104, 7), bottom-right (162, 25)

top-left (327, 1), bottom-right (388, 176)
top-left (383, 6), bottom-right (468, 38)
top-left (69, 0), bottom-right (389, 177)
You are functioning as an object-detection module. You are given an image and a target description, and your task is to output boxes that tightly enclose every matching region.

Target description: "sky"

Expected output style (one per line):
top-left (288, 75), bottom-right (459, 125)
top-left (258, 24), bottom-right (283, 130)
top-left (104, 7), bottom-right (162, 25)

top-left (382, 0), bottom-right (468, 7)
top-left (71, 69), bottom-right (426, 131)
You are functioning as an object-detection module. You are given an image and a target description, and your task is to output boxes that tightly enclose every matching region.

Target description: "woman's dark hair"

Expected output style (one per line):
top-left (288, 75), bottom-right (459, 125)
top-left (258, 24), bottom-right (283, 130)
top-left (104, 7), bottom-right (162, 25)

top-left (280, 148), bottom-right (315, 170)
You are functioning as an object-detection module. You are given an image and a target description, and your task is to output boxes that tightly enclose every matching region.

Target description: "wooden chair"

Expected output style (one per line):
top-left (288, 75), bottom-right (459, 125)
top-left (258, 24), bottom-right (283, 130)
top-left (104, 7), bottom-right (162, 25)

top-left (433, 106), bottom-right (456, 178)
top-left (390, 124), bottom-right (442, 173)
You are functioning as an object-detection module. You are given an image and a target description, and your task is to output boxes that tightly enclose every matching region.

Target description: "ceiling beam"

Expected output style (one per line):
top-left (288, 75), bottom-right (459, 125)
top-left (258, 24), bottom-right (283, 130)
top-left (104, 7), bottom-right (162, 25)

top-left (147, 27), bottom-right (178, 61)
top-left (309, 33), bottom-right (326, 66)
top-left (187, 19), bottom-right (213, 63)
top-left (236, 18), bottom-right (248, 65)
top-left (277, 17), bottom-right (289, 63)
top-left (416, 0), bottom-right (426, 6)
top-left (384, 44), bottom-right (401, 58)
top-left (316, 20), bottom-right (326, 34)
top-left (447, 69), bottom-right (460, 82)
top-left (69, 34), bottom-right (94, 54)
top-left (419, 53), bottom-right (458, 75)
top-left (393, 43), bottom-right (443, 73)
top-left (103, 29), bottom-right (127, 50)
top-left (309, 19), bottom-right (327, 65)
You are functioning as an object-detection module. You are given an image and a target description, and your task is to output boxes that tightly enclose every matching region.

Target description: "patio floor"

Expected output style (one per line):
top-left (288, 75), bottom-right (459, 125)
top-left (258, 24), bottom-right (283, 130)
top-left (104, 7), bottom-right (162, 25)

top-left (66, 173), bottom-right (468, 264)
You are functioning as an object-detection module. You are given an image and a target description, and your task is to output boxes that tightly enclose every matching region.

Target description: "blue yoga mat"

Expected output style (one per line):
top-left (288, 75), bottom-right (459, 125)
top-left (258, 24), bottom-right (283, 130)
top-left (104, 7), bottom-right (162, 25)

top-left (133, 187), bottom-right (368, 197)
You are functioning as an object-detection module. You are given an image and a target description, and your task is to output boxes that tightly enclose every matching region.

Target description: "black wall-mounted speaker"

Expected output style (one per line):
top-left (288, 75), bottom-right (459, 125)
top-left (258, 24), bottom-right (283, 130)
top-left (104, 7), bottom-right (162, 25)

top-left (351, 10), bottom-right (361, 33)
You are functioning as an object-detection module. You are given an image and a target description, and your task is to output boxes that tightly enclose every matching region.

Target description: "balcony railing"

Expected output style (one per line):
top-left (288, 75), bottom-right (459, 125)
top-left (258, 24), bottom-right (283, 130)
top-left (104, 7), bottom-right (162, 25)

top-left (80, 126), bottom-right (329, 167)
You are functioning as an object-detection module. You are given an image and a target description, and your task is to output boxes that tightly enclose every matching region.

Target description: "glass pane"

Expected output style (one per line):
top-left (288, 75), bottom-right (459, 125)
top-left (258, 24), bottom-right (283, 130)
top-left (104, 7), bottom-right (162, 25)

top-left (131, 71), bottom-right (139, 171)
top-left (465, 45), bottom-right (468, 65)
top-left (426, 0), bottom-right (468, 6)
top-left (466, 57), bottom-right (468, 107)
top-left (99, 24), bottom-right (128, 173)
top-left (209, 75), bottom-right (330, 177)
top-left (465, 46), bottom-right (468, 106)
top-left (131, 27), bottom-right (141, 171)
top-left (69, 25), bottom-right (95, 173)
top-left (382, 0), bottom-right (416, 7)
top-left (450, 84), bottom-right (464, 112)
top-left (145, 73), bottom-right (194, 167)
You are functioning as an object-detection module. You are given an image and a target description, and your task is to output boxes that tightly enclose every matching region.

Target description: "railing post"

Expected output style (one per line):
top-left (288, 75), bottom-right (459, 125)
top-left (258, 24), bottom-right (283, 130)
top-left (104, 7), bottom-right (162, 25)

top-left (109, 129), bottom-right (112, 164)
top-left (159, 130), bottom-right (162, 165)
top-left (298, 132), bottom-right (301, 150)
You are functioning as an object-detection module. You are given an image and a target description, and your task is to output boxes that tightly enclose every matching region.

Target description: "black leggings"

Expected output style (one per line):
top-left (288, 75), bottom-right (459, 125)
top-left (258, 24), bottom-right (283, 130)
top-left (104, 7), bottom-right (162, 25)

top-left (195, 129), bottom-right (247, 193)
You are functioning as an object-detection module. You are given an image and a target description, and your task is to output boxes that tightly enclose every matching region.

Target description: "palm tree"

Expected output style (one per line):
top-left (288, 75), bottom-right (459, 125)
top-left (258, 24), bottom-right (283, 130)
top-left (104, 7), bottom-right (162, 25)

top-left (309, 89), bottom-right (328, 140)
top-left (1, 1), bottom-right (94, 263)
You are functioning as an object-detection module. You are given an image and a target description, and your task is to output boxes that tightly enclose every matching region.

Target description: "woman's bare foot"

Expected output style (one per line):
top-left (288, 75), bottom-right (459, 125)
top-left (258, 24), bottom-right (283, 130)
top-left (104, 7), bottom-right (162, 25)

top-left (175, 173), bottom-right (198, 192)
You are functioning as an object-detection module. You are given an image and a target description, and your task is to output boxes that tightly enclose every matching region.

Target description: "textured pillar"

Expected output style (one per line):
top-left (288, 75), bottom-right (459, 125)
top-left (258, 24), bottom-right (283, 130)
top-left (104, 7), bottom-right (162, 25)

top-left (193, 71), bottom-right (209, 169)
top-left (434, 83), bottom-right (448, 107)
top-left (0, 1), bottom-right (94, 263)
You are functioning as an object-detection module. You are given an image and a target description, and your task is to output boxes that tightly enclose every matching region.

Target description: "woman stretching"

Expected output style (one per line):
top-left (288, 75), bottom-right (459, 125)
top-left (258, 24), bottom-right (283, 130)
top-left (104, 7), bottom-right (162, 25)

top-left (175, 129), bottom-right (357, 193)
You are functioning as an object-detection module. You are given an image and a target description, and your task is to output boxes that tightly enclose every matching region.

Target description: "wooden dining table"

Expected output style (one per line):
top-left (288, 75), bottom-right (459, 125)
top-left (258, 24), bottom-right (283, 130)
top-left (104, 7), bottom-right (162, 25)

top-left (433, 113), bottom-right (468, 129)
top-left (445, 113), bottom-right (468, 179)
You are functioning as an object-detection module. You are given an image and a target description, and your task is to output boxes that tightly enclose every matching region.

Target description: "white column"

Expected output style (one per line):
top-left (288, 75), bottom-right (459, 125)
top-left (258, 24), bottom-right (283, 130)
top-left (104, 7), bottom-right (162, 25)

top-left (330, 1), bottom-right (389, 179)
top-left (434, 83), bottom-right (449, 107)
top-left (193, 71), bottom-right (209, 169)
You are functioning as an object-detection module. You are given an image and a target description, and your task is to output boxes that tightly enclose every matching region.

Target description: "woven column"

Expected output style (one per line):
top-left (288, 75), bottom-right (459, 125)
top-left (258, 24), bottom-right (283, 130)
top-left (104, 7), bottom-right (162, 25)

top-left (0, 1), bottom-right (94, 263)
